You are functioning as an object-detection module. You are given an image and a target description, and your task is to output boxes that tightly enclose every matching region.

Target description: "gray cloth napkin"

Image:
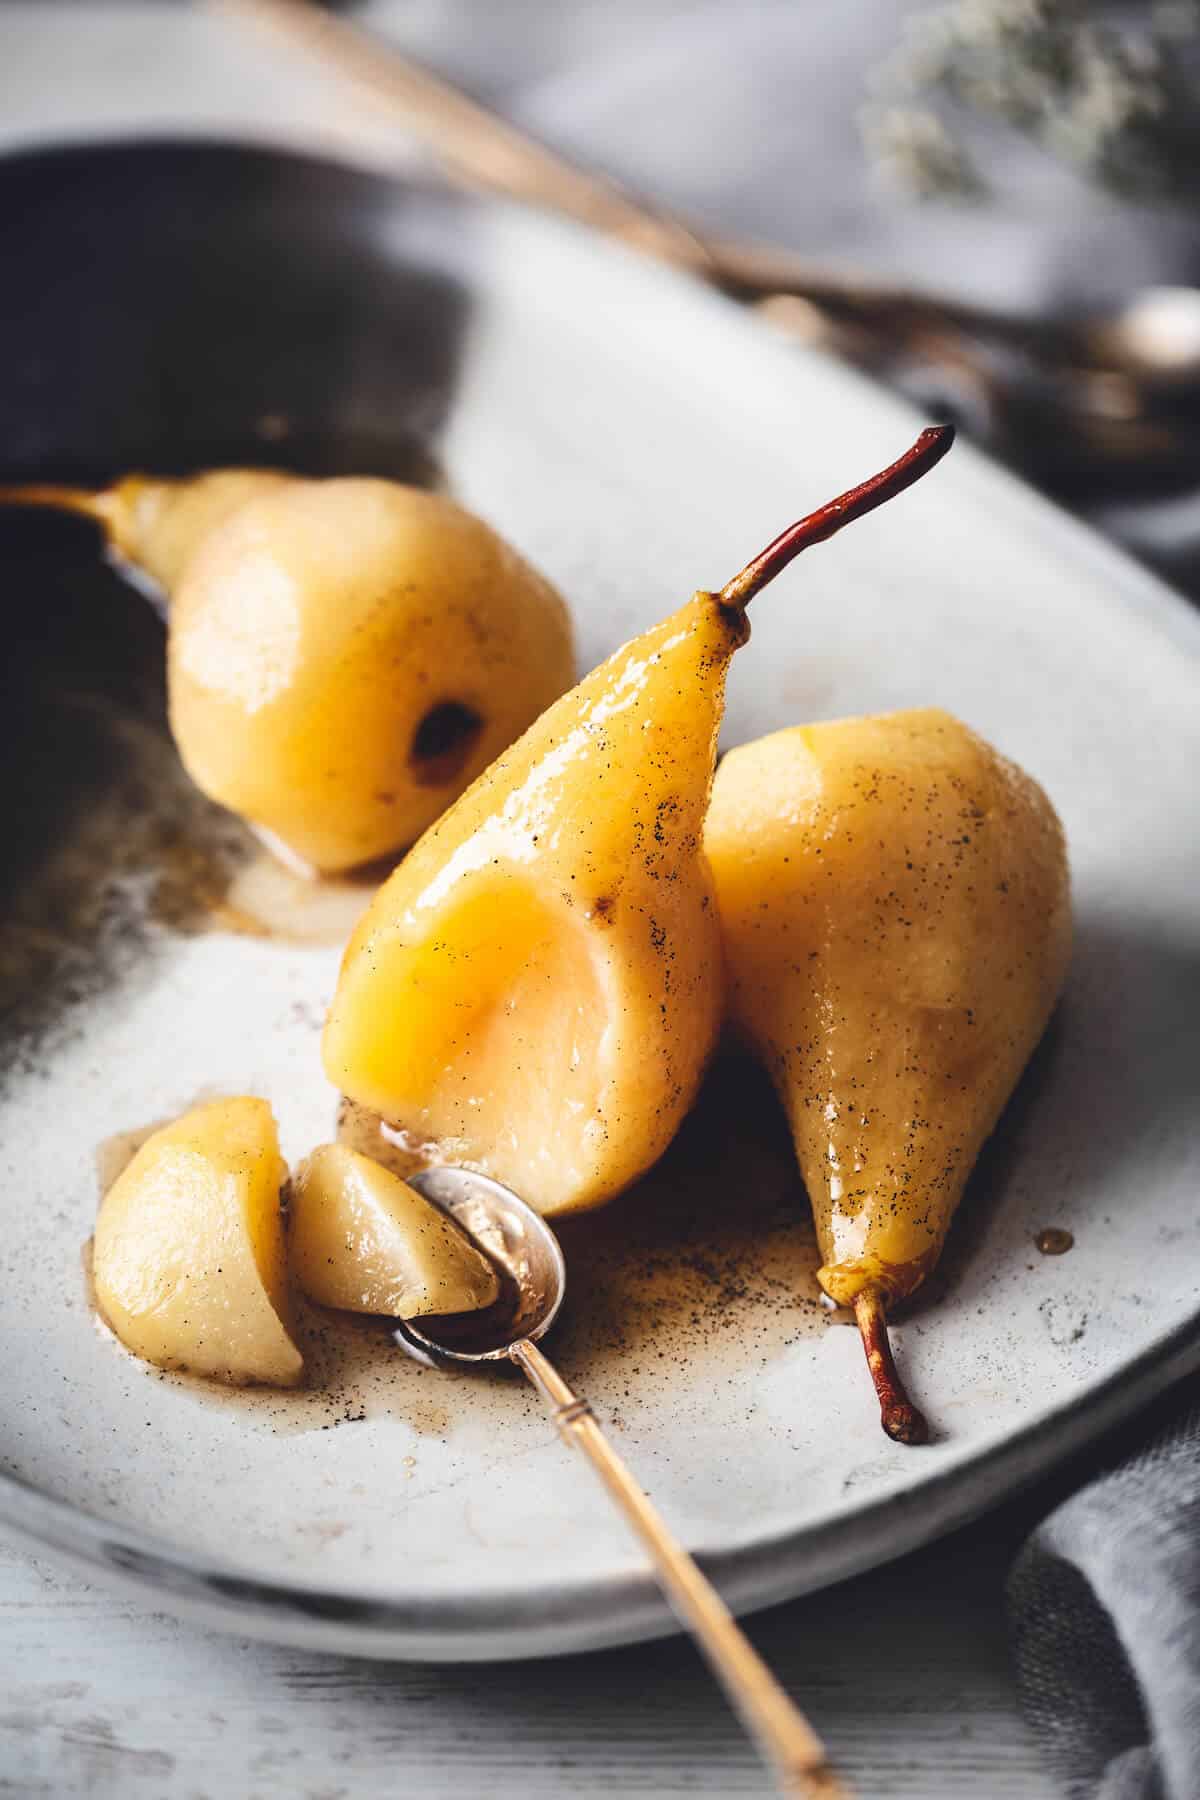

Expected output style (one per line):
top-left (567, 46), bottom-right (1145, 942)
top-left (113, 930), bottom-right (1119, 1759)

top-left (369, 6), bottom-right (1200, 1791)
top-left (1009, 1408), bottom-right (1200, 1800)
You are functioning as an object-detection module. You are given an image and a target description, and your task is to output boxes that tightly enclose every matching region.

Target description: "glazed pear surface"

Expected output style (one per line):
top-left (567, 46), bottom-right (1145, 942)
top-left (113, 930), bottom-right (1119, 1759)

top-left (0, 472), bottom-right (575, 872)
top-left (323, 595), bottom-right (741, 1215)
top-left (92, 1097), bottom-right (302, 1387)
top-left (324, 429), bottom-right (955, 1220)
top-left (103, 469), bottom-right (293, 592)
top-left (290, 1144), bottom-right (500, 1317)
top-left (168, 478), bottom-right (574, 871)
top-left (705, 709), bottom-right (1071, 1310)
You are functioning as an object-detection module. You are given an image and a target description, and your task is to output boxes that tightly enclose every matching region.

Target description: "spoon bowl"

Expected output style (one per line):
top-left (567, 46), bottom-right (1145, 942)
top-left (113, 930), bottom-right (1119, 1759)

top-left (394, 1166), bottom-right (567, 1366)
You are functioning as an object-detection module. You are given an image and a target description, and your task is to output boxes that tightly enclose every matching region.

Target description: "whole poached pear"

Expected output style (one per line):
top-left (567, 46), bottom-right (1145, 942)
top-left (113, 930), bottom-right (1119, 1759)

top-left (704, 709), bottom-right (1071, 1440)
top-left (0, 471), bottom-right (575, 872)
top-left (324, 430), bottom-right (955, 1217)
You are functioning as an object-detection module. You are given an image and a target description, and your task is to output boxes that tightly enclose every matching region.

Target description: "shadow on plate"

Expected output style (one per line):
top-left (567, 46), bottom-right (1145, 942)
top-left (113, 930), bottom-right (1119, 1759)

top-left (0, 140), bottom-right (472, 485)
top-left (0, 140), bottom-right (477, 1051)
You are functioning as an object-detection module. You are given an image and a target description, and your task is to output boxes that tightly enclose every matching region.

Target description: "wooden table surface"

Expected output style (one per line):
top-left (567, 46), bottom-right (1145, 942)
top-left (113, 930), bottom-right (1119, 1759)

top-left (0, 1506), bottom-right (1054, 1799)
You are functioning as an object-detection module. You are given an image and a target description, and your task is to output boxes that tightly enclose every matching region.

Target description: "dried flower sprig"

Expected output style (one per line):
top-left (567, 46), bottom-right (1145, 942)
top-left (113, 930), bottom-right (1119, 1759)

top-left (863, 0), bottom-right (1200, 201)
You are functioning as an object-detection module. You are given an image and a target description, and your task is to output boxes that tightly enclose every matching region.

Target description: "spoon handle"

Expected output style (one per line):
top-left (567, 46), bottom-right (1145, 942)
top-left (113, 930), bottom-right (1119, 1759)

top-left (510, 1338), bottom-right (850, 1799)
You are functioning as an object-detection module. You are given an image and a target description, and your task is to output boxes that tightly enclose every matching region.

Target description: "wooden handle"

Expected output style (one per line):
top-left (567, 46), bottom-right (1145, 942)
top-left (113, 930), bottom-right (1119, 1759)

top-left (211, 0), bottom-right (713, 274)
top-left (212, 0), bottom-right (1079, 360)
top-left (510, 1339), bottom-right (851, 1799)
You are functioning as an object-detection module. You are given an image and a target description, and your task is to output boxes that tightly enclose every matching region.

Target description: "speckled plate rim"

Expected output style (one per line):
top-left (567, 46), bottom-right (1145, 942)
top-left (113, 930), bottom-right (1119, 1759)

top-left (2, 129), bottom-right (1200, 1663)
top-left (3, 1303), bottom-right (1199, 1662)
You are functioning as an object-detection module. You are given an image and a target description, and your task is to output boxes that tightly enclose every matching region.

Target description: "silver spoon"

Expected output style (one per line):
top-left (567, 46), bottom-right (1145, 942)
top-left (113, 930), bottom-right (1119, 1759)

top-left (395, 1165), bottom-right (849, 1800)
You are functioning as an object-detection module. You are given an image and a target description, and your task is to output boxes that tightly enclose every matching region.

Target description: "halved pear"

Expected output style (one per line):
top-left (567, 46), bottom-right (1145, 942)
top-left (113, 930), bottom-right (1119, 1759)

top-left (323, 429), bottom-right (955, 1216)
top-left (322, 592), bottom-right (737, 1216)
top-left (290, 1144), bottom-right (499, 1317)
top-left (92, 1097), bottom-right (302, 1387)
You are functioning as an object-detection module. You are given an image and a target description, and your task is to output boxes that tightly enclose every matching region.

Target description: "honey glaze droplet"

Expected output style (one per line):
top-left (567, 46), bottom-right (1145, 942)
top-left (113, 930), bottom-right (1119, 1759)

top-left (1035, 1227), bottom-right (1074, 1256)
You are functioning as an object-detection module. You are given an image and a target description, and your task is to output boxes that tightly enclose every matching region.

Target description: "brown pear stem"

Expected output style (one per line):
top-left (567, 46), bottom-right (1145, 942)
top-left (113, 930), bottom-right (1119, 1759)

top-left (718, 424), bottom-right (955, 610)
top-left (0, 484), bottom-right (114, 528)
top-left (853, 1285), bottom-right (929, 1446)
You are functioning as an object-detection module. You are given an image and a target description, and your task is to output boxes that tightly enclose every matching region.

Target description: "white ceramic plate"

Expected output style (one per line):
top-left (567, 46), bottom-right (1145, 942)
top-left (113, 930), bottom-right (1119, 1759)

top-left (1, 138), bottom-right (1198, 1663)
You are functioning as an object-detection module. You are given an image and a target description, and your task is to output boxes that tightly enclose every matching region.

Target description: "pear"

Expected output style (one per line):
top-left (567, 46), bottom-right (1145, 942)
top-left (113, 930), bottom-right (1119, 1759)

top-left (92, 1096), bottom-right (303, 1387)
top-left (704, 709), bottom-right (1071, 1441)
top-left (323, 428), bottom-right (955, 1216)
top-left (290, 1143), bottom-right (500, 1318)
top-left (0, 473), bottom-right (575, 872)
top-left (0, 470), bottom-right (290, 592)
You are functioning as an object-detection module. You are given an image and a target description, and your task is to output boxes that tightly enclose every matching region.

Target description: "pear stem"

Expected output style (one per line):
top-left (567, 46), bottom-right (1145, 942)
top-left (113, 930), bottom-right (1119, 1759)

top-left (853, 1285), bottom-right (929, 1446)
top-left (718, 424), bottom-right (955, 610)
top-left (0, 484), bottom-right (113, 527)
